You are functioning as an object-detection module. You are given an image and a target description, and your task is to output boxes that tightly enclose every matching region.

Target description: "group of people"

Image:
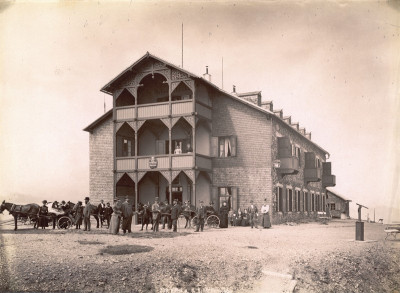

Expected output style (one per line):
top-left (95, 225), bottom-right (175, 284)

top-left (228, 200), bottom-right (272, 229)
top-left (35, 196), bottom-right (271, 232)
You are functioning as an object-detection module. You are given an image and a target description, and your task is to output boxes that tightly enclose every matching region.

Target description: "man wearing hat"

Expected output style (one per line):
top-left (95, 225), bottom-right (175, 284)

top-left (247, 200), bottom-right (258, 229)
top-left (162, 199), bottom-right (172, 230)
top-left (37, 200), bottom-right (49, 229)
top-left (83, 196), bottom-right (94, 231)
top-left (171, 199), bottom-right (180, 232)
top-left (121, 196), bottom-right (133, 234)
top-left (195, 200), bottom-right (206, 232)
top-left (151, 197), bottom-right (161, 232)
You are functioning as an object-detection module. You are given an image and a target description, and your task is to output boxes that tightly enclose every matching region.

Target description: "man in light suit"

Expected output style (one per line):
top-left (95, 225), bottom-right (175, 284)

top-left (83, 197), bottom-right (93, 231)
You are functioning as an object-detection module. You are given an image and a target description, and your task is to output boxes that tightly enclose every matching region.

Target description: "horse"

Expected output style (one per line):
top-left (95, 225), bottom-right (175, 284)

top-left (181, 202), bottom-right (196, 228)
top-left (0, 200), bottom-right (56, 231)
top-left (65, 201), bottom-right (101, 228)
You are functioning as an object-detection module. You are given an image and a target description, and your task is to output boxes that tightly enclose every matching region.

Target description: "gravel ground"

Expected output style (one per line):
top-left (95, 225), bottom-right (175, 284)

top-left (0, 218), bottom-right (399, 293)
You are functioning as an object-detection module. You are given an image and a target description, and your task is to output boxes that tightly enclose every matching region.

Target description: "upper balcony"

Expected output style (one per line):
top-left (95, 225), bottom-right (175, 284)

top-left (322, 162), bottom-right (336, 187)
top-left (115, 153), bottom-right (212, 172)
top-left (276, 137), bottom-right (300, 174)
top-left (304, 152), bottom-right (322, 183)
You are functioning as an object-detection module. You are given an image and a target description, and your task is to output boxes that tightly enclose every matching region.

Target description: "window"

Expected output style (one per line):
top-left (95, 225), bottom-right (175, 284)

top-left (316, 157), bottom-right (321, 168)
top-left (294, 146), bottom-right (301, 166)
top-left (305, 192), bottom-right (309, 212)
top-left (311, 193), bottom-right (315, 211)
top-left (287, 188), bottom-right (293, 212)
top-left (295, 190), bottom-right (301, 211)
top-left (276, 187), bottom-right (284, 212)
top-left (219, 136), bottom-right (236, 157)
top-left (330, 203), bottom-right (336, 211)
top-left (219, 187), bottom-right (232, 209)
top-left (166, 139), bottom-right (192, 154)
top-left (116, 136), bottom-right (134, 157)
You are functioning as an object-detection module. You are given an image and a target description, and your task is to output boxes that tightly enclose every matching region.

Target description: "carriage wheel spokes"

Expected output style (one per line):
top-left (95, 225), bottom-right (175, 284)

top-left (191, 216), bottom-right (199, 229)
top-left (206, 215), bottom-right (220, 228)
top-left (58, 216), bottom-right (72, 229)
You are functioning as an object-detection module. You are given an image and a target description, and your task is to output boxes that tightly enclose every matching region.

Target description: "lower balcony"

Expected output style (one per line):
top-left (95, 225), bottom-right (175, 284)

top-left (322, 175), bottom-right (336, 187)
top-left (275, 157), bottom-right (299, 174)
top-left (304, 168), bottom-right (322, 183)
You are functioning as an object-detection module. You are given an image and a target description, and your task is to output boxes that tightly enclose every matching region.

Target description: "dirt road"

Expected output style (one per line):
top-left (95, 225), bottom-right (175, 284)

top-left (0, 219), bottom-right (399, 292)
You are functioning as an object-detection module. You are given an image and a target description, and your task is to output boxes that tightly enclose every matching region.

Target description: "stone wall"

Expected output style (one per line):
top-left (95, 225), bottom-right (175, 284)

top-left (211, 94), bottom-right (273, 210)
top-left (89, 117), bottom-right (114, 205)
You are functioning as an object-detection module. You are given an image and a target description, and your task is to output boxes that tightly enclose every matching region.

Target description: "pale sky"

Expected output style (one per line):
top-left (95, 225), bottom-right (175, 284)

top-left (1, 1), bottom-right (399, 222)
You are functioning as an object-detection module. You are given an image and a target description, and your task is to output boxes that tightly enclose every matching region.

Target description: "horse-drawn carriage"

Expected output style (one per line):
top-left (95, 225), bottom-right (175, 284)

top-left (189, 205), bottom-right (220, 229)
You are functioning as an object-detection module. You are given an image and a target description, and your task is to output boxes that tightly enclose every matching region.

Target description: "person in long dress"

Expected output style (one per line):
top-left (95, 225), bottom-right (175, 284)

top-left (37, 200), bottom-right (49, 229)
top-left (110, 198), bottom-right (122, 235)
top-left (261, 200), bottom-right (271, 229)
top-left (219, 201), bottom-right (229, 228)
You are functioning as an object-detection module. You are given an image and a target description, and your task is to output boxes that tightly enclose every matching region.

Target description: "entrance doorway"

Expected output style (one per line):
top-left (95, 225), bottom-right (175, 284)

top-left (166, 186), bottom-right (183, 204)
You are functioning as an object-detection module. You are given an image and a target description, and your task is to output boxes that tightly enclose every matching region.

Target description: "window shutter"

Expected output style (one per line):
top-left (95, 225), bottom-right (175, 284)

top-left (305, 152), bottom-right (316, 168)
top-left (210, 137), bottom-right (218, 157)
top-left (230, 135), bottom-right (237, 157)
top-left (278, 137), bottom-right (291, 158)
top-left (231, 187), bottom-right (238, 211)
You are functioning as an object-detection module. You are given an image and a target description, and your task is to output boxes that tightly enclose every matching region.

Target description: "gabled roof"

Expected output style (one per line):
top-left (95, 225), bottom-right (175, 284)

top-left (83, 109), bottom-right (113, 133)
top-left (93, 51), bottom-right (330, 156)
top-left (326, 188), bottom-right (352, 202)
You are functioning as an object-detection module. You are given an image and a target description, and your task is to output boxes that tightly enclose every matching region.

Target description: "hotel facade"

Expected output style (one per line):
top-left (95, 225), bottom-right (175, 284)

top-left (84, 52), bottom-right (337, 224)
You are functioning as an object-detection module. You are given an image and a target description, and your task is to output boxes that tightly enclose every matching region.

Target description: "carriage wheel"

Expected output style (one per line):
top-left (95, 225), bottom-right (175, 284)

top-left (191, 216), bottom-right (199, 229)
top-left (58, 216), bottom-right (72, 229)
top-left (206, 215), bottom-right (220, 228)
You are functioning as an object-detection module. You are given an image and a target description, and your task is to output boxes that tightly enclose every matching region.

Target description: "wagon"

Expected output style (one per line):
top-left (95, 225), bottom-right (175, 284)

top-left (190, 206), bottom-right (220, 229)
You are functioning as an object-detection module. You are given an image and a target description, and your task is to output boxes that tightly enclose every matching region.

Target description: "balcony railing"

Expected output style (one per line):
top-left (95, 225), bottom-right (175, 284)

top-left (115, 100), bottom-right (194, 121)
top-left (116, 158), bottom-right (135, 171)
top-left (116, 153), bottom-right (212, 172)
top-left (172, 154), bottom-right (193, 168)
top-left (275, 157), bottom-right (299, 174)
top-left (304, 168), bottom-right (322, 183)
top-left (137, 155), bottom-right (169, 170)
top-left (322, 175), bottom-right (336, 187)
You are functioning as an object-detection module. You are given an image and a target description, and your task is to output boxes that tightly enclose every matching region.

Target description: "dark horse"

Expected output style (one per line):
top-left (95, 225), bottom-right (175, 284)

top-left (64, 201), bottom-right (101, 228)
top-left (0, 200), bottom-right (56, 231)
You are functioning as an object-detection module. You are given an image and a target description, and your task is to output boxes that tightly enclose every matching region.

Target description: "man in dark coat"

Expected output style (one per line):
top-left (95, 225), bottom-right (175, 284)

top-left (195, 200), bottom-right (206, 232)
top-left (247, 200), bottom-right (258, 229)
top-left (121, 197), bottom-right (133, 234)
top-left (171, 199), bottom-right (180, 232)
top-left (162, 200), bottom-right (172, 230)
top-left (83, 197), bottom-right (93, 231)
top-left (103, 202), bottom-right (113, 228)
top-left (219, 201), bottom-right (229, 228)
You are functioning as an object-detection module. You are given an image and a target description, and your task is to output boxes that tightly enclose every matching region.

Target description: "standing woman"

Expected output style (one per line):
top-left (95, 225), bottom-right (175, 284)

top-left (37, 200), bottom-right (49, 229)
top-left (219, 201), bottom-right (229, 228)
top-left (261, 199), bottom-right (271, 229)
top-left (73, 201), bottom-right (83, 229)
top-left (110, 198), bottom-right (122, 235)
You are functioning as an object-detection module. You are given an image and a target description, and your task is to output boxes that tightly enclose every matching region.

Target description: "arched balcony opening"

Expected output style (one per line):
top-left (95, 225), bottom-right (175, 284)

top-left (116, 89), bottom-right (135, 107)
top-left (171, 118), bottom-right (193, 154)
top-left (137, 171), bottom-right (169, 206)
top-left (116, 123), bottom-right (135, 157)
top-left (171, 82), bottom-right (193, 101)
top-left (137, 119), bottom-right (169, 156)
top-left (137, 73), bottom-right (169, 105)
top-left (166, 172), bottom-right (193, 205)
top-left (116, 173), bottom-right (135, 203)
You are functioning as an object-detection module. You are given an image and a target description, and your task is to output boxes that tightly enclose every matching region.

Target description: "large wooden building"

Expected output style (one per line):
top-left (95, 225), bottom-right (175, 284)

top-left (84, 52), bottom-right (337, 224)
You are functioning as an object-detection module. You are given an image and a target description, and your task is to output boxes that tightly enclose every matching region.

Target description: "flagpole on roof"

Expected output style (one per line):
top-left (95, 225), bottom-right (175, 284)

top-left (181, 22), bottom-right (184, 68)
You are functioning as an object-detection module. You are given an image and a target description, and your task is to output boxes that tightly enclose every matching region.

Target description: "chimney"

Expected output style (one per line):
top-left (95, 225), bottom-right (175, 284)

top-left (305, 132), bottom-right (312, 140)
top-left (203, 66), bottom-right (212, 82)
